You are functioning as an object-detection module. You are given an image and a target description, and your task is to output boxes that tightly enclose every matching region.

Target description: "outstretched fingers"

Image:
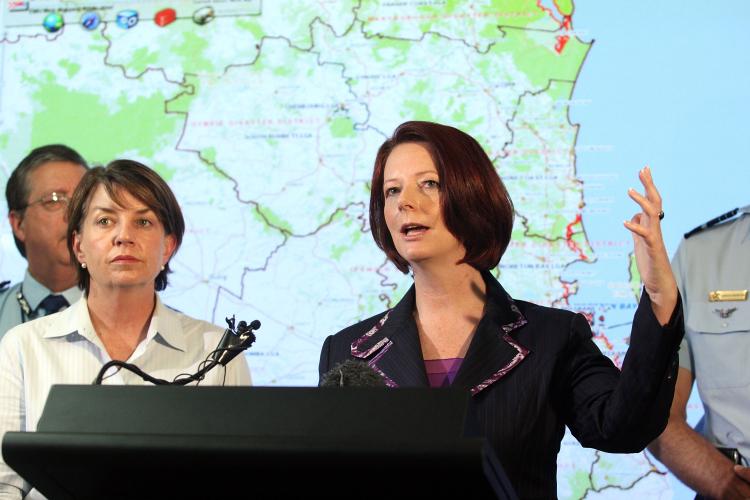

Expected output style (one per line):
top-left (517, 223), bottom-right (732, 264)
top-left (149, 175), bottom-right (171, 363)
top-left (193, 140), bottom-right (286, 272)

top-left (623, 166), bottom-right (664, 244)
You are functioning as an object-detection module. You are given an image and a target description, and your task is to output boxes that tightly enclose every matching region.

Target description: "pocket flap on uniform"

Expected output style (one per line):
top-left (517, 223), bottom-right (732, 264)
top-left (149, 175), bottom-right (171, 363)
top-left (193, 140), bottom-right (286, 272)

top-left (687, 299), bottom-right (750, 334)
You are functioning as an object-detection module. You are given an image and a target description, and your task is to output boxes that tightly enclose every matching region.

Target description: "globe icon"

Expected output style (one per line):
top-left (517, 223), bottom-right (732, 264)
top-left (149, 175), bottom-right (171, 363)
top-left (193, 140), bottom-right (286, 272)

top-left (42, 12), bottom-right (63, 33)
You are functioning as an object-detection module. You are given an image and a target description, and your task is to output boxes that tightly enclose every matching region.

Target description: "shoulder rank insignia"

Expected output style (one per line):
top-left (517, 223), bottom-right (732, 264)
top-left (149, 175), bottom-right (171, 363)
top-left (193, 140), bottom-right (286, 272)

top-left (684, 208), bottom-right (740, 239)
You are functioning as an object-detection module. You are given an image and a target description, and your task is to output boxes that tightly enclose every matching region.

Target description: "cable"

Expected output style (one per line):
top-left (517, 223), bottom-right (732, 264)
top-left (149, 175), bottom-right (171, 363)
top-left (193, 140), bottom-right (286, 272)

top-left (91, 317), bottom-right (259, 386)
top-left (92, 344), bottom-right (251, 385)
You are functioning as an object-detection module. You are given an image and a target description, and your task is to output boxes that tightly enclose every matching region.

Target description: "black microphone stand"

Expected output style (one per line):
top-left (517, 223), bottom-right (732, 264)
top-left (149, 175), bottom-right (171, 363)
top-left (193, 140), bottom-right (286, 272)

top-left (93, 316), bottom-right (260, 385)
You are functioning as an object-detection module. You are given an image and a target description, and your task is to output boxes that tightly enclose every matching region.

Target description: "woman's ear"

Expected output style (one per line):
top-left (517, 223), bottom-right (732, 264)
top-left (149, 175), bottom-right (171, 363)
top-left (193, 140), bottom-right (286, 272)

top-left (73, 230), bottom-right (86, 266)
top-left (162, 234), bottom-right (177, 266)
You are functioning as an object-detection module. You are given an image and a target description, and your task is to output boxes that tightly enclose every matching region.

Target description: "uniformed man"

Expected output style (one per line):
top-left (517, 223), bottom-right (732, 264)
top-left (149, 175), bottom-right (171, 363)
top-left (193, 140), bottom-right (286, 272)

top-left (649, 206), bottom-right (750, 498)
top-left (0, 145), bottom-right (88, 339)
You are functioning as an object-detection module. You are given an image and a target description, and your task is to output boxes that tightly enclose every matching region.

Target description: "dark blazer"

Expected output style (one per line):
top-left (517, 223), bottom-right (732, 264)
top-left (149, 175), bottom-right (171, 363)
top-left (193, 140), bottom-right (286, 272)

top-left (319, 272), bottom-right (684, 499)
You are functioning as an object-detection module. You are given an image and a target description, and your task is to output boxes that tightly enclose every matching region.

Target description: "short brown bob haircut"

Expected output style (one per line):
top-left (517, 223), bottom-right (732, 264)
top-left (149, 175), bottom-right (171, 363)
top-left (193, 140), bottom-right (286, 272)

top-left (66, 159), bottom-right (185, 294)
top-left (370, 121), bottom-right (514, 274)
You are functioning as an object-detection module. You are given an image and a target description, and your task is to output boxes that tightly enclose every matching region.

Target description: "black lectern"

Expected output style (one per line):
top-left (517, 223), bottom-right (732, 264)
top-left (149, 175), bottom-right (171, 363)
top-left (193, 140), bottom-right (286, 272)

top-left (3, 385), bottom-right (517, 499)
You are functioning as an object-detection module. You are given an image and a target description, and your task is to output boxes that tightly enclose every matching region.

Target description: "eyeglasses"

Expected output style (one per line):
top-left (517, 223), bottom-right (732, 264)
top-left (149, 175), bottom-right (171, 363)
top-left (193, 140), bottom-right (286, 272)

top-left (21, 191), bottom-right (71, 212)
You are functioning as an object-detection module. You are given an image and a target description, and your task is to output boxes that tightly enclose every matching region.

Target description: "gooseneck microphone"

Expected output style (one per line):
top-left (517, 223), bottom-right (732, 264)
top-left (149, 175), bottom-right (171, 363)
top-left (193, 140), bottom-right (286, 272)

top-left (213, 317), bottom-right (261, 366)
top-left (320, 359), bottom-right (386, 387)
top-left (93, 315), bottom-right (260, 385)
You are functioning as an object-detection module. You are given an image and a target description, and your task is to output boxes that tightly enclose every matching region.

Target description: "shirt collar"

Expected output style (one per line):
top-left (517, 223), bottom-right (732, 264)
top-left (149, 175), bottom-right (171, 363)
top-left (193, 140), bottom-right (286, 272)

top-left (40, 295), bottom-right (92, 340)
top-left (60, 285), bottom-right (83, 308)
top-left (21, 271), bottom-right (52, 311)
top-left (21, 270), bottom-right (82, 311)
top-left (148, 296), bottom-right (187, 352)
top-left (42, 294), bottom-right (187, 352)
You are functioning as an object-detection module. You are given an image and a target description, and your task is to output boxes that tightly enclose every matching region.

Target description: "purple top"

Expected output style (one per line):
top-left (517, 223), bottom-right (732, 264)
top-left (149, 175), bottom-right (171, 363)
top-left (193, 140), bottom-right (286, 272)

top-left (424, 358), bottom-right (463, 388)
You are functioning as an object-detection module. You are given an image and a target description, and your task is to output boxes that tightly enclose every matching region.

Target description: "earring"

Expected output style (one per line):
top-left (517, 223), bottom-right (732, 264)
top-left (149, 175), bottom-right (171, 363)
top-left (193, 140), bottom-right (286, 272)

top-left (81, 263), bottom-right (87, 269)
top-left (161, 265), bottom-right (165, 271)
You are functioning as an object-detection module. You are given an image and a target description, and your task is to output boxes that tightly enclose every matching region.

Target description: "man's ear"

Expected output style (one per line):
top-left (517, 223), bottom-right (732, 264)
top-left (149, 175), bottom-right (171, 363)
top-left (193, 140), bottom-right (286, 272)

top-left (8, 211), bottom-right (26, 243)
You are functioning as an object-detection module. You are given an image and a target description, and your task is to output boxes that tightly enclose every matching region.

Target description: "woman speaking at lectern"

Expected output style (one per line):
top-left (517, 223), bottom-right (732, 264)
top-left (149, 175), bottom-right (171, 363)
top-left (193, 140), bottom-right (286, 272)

top-left (0, 160), bottom-right (251, 499)
top-left (318, 121), bottom-right (684, 497)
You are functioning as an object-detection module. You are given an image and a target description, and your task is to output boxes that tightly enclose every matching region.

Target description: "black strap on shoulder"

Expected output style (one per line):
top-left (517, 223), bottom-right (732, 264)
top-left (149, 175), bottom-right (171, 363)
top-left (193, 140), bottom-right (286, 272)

top-left (684, 208), bottom-right (739, 239)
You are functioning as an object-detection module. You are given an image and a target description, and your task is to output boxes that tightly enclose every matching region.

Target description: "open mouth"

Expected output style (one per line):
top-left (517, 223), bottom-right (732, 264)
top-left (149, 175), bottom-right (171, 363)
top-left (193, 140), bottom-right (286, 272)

top-left (401, 223), bottom-right (429, 235)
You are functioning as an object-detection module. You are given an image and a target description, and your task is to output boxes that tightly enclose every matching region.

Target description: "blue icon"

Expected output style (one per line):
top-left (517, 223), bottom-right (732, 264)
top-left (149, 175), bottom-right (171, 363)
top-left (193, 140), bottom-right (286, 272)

top-left (42, 12), bottom-right (63, 33)
top-left (80, 11), bottom-right (100, 30)
top-left (116, 10), bottom-right (139, 29)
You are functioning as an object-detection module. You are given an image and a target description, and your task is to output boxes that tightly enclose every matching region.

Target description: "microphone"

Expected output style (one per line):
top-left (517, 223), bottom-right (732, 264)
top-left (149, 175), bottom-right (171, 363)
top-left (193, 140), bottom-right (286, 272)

top-left (320, 359), bottom-right (386, 387)
top-left (212, 317), bottom-right (261, 366)
top-left (94, 317), bottom-right (260, 385)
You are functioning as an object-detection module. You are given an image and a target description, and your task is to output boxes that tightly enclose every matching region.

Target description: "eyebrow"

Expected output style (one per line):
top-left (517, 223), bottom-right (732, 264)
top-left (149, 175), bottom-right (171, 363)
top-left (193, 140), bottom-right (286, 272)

top-left (90, 206), bottom-right (153, 214)
top-left (384, 170), bottom-right (438, 183)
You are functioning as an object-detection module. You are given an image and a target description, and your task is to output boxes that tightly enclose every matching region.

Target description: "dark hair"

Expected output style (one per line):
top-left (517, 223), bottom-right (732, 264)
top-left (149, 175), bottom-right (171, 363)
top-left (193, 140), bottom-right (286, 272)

top-left (66, 159), bottom-right (184, 293)
top-left (5, 144), bottom-right (88, 257)
top-left (370, 121), bottom-right (514, 273)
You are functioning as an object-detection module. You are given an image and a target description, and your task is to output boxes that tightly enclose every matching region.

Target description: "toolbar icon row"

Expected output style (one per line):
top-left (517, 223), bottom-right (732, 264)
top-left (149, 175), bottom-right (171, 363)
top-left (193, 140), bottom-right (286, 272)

top-left (41, 7), bottom-right (215, 33)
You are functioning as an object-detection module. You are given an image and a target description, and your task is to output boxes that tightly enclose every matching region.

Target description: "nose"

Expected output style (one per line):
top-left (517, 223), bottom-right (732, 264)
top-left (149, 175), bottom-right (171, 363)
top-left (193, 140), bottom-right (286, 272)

top-left (114, 223), bottom-right (134, 246)
top-left (398, 184), bottom-right (419, 211)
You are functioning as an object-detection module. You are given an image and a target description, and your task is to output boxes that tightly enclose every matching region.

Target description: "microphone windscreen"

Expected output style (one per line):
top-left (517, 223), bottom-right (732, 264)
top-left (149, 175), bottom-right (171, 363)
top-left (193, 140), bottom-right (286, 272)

top-left (320, 360), bottom-right (386, 387)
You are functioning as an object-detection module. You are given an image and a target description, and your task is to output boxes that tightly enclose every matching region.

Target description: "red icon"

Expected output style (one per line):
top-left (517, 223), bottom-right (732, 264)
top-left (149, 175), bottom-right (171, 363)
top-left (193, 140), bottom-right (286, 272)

top-left (154, 8), bottom-right (176, 27)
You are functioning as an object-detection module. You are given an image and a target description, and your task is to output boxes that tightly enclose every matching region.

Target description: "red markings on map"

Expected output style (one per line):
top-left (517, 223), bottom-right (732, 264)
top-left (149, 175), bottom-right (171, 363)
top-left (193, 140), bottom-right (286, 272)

top-left (554, 35), bottom-right (569, 54)
top-left (565, 214), bottom-right (589, 261)
top-left (560, 14), bottom-right (572, 30)
top-left (579, 309), bottom-right (594, 325)
top-left (567, 308), bottom-right (628, 369)
top-left (593, 331), bottom-right (614, 351)
top-left (536, 1), bottom-right (573, 54)
top-left (598, 340), bottom-right (625, 370)
top-left (560, 281), bottom-right (572, 305)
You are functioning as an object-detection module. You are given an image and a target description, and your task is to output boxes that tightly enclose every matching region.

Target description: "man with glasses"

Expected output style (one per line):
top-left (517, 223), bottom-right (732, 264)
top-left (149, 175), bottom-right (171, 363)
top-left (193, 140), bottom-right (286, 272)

top-left (0, 145), bottom-right (88, 339)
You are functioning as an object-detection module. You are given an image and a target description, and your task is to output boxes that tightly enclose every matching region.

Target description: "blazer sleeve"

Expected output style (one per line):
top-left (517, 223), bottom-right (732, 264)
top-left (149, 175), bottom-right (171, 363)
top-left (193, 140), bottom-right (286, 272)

top-left (560, 290), bottom-right (684, 453)
top-left (318, 335), bottom-right (333, 386)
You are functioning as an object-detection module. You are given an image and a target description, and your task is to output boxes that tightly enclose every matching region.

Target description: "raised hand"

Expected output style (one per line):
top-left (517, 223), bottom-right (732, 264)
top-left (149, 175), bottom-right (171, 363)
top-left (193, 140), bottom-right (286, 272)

top-left (623, 166), bottom-right (678, 325)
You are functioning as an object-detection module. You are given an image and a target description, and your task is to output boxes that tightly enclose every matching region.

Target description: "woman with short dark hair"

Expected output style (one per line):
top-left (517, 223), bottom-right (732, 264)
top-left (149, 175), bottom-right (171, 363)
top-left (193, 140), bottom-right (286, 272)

top-left (0, 160), bottom-right (251, 500)
top-left (319, 121), bottom-right (683, 498)
top-left (67, 159), bottom-right (184, 294)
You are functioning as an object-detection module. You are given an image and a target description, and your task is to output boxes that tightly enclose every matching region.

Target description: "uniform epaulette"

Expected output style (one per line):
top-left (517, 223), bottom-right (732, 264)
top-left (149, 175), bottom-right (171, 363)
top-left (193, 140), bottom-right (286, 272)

top-left (684, 208), bottom-right (741, 239)
top-left (0, 280), bottom-right (9, 292)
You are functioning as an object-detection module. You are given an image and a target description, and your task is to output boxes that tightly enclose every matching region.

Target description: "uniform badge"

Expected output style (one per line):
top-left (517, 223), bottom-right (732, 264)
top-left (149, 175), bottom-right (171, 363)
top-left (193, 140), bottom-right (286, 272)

top-left (713, 307), bottom-right (737, 319)
top-left (708, 290), bottom-right (748, 302)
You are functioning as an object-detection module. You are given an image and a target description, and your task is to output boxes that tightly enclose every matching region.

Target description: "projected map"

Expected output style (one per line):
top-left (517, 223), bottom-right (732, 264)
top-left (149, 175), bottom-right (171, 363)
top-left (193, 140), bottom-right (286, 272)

top-left (1, 1), bottom-right (728, 497)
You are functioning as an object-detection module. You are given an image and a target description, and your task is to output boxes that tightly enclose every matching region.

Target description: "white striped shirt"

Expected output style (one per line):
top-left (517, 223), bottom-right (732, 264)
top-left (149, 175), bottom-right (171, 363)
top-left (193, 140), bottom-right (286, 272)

top-left (0, 295), bottom-right (252, 499)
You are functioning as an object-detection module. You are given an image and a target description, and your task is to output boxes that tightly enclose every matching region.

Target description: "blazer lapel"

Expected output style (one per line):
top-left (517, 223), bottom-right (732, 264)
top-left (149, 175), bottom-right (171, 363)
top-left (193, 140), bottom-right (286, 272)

top-left (351, 285), bottom-right (428, 387)
top-left (350, 273), bottom-right (529, 393)
top-left (350, 284), bottom-right (429, 388)
top-left (452, 273), bottom-right (530, 396)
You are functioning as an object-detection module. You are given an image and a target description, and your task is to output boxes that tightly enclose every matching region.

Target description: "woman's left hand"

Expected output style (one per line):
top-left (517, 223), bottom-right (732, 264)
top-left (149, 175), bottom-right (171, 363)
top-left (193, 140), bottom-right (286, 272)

top-left (624, 166), bottom-right (678, 326)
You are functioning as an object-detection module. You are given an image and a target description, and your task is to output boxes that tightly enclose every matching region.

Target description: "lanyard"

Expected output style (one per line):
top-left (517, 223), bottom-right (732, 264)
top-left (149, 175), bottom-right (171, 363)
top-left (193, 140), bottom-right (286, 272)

top-left (15, 286), bottom-right (34, 323)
